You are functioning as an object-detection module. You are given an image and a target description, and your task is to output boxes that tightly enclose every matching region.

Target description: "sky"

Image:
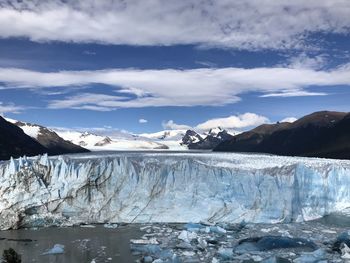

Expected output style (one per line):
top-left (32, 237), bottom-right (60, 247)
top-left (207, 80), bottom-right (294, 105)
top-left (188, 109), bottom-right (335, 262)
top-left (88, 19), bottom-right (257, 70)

top-left (0, 0), bottom-right (350, 134)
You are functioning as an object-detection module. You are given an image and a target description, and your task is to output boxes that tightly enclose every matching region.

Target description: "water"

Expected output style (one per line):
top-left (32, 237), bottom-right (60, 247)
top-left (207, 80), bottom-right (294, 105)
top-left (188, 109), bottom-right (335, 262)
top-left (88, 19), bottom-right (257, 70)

top-left (0, 224), bottom-right (142, 263)
top-left (1, 214), bottom-right (350, 262)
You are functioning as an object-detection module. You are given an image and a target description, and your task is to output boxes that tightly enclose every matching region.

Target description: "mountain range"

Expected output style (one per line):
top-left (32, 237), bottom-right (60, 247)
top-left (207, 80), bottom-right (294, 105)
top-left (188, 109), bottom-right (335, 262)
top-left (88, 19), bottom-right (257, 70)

top-left (2, 110), bottom-right (350, 160)
top-left (0, 116), bottom-right (88, 160)
top-left (215, 111), bottom-right (350, 160)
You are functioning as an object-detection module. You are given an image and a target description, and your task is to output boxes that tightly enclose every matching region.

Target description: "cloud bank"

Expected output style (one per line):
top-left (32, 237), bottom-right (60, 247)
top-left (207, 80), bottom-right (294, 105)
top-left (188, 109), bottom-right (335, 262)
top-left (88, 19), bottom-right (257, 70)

top-left (163, 113), bottom-right (269, 132)
top-left (0, 102), bottom-right (24, 114)
top-left (162, 120), bottom-right (191, 130)
top-left (0, 66), bottom-right (349, 110)
top-left (0, 1), bottom-right (349, 49)
top-left (196, 113), bottom-right (269, 131)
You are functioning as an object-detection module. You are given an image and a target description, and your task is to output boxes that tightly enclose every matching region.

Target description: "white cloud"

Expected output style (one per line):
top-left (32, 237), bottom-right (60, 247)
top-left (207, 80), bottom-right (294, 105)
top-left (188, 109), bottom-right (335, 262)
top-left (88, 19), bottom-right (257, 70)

top-left (162, 113), bottom-right (269, 131)
top-left (0, 66), bottom-right (349, 110)
top-left (287, 53), bottom-right (328, 70)
top-left (195, 113), bottom-right (269, 131)
top-left (260, 91), bottom-right (328, 97)
top-left (162, 120), bottom-right (191, 130)
top-left (139, 118), bottom-right (148, 124)
top-left (0, 102), bottom-right (25, 114)
top-left (0, 1), bottom-right (349, 50)
top-left (281, 117), bottom-right (298, 123)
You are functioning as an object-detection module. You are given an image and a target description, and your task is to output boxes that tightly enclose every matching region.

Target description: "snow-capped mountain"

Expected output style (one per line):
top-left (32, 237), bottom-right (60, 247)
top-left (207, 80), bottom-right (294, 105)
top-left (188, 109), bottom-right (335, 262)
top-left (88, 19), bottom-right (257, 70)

top-left (140, 127), bottom-right (239, 150)
top-left (183, 127), bottom-right (239, 149)
top-left (5, 118), bottom-right (89, 156)
top-left (140, 129), bottom-right (186, 141)
top-left (139, 129), bottom-right (188, 150)
top-left (56, 130), bottom-right (169, 151)
top-left (181, 130), bottom-right (203, 146)
top-left (0, 116), bottom-right (48, 160)
top-left (5, 116), bottom-right (240, 152)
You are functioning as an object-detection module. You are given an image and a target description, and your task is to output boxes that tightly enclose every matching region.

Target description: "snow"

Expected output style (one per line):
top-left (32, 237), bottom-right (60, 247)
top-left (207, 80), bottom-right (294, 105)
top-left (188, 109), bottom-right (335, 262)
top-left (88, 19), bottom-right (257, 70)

top-left (139, 129), bottom-right (188, 150)
top-left (20, 125), bottom-right (41, 139)
top-left (0, 152), bottom-right (350, 230)
top-left (55, 130), bottom-right (168, 150)
top-left (5, 117), bottom-right (42, 139)
top-left (140, 130), bottom-right (186, 140)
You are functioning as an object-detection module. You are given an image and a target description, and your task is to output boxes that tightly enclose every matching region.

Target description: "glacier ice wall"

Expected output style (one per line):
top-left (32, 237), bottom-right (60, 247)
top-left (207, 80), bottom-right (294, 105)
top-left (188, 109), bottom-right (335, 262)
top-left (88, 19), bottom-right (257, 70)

top-left (0, 152), bottom-right (350, 230)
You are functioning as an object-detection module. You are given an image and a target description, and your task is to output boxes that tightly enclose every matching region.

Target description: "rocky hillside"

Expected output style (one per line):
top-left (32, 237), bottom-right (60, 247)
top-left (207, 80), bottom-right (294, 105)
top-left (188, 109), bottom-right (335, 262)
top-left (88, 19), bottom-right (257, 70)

top-left (215, 111), bottom-right (350, 160)
top-left (0, 117), bottom-right (49, 160)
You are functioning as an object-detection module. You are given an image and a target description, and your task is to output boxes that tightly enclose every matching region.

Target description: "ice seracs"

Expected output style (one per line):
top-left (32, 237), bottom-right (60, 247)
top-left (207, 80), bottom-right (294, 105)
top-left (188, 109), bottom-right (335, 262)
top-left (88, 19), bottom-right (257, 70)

top-left (0, 152), bottom-right (350, 230)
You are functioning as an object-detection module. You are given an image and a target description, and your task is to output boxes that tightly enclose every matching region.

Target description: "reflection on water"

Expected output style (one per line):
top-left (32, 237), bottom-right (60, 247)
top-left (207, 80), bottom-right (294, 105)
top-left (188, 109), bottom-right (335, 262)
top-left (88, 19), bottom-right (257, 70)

top-left (0, 224), bottom-right (142, 263)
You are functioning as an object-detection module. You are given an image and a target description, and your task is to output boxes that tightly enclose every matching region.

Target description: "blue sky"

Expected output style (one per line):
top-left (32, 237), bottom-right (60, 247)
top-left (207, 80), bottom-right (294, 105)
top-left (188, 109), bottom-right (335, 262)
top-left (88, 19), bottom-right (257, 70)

top-left (0, 1), bottom-right (350, 133)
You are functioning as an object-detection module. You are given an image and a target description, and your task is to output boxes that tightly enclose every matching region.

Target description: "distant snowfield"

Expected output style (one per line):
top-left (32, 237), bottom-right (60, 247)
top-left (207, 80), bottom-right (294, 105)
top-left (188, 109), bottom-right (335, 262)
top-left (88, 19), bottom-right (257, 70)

top-left (55, 130), bottom-right (170, 151)
top-left (139, 129), bottom-right (188, 150)
top-left (1, 151), bottom-right (350, 230)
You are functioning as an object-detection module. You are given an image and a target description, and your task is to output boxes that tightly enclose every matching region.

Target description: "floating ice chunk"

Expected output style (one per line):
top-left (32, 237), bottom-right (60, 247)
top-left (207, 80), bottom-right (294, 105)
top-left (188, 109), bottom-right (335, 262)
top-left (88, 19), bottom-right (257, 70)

top-left (218, 247), bottom-right (234, 260)
top-left (182, 251), bottom-right (196, 257)
top-left (42, 244), bottom-right (65, 255)
top-left (210, 226), bottom-right (226, 234)
top-left (176, 242), bottom-right (193, 250)
top-left (261, 256), bottom-right (288, 263)
top-left (341, 243), bottom-right (350, 260)
top-left (184, 223), bottom-right (205, 232)
top-left (293, 249), bottom-right (326, 263)
top-left (103, 223), bottom-right (118, 229)
top-left (130, 238), bottom-right (159, 245)
top-left (251, 255), bottom-right (263, 261)
top-left (130, 244), bottom-right (162, 256)
top-left (261, 226), bottom-right (279, 233)
top-left (178, 230), bottom-right (197, 243)
top-left (143, 255), bottom-right (153, 263)
top-left (80, 224), bottom-right (96, 228)
top-left (321, 229), bottom-right (336, 234)
top-left (197, 237), bottom-right (207, 250)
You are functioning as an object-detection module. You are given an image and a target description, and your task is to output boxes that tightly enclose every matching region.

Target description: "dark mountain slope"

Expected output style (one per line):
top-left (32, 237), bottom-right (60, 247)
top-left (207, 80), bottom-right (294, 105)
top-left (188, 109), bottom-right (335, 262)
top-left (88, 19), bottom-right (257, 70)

top-left (0, 116), bottom-right (48, 160)
top-left (13, 120), bottom-right (89, 155)
top-left (215, 111), bottom-right (350, 160)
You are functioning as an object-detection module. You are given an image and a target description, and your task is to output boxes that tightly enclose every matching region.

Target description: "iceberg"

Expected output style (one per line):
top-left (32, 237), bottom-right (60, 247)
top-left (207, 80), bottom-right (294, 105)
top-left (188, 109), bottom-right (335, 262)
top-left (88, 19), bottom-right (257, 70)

top-left (0, 152), bottom-right (350, 230)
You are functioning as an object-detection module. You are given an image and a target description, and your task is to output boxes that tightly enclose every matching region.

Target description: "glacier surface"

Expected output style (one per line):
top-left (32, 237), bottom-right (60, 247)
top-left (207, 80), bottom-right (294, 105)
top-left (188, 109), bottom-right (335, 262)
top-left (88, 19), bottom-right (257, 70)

top-left (0, 152), bottom-right (350, 230)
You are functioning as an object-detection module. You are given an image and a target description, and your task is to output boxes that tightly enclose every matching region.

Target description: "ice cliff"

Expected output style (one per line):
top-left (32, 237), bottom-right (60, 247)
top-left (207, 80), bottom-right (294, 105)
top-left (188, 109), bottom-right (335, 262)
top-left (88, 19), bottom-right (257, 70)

top-left (0, 152), bottom-right (350, 230)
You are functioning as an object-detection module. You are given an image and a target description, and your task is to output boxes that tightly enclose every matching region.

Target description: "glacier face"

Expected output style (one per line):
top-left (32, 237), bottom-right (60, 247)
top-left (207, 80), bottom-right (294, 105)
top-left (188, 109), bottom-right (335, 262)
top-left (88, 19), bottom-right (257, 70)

top-left (0, 152), bottom-right (350, 230)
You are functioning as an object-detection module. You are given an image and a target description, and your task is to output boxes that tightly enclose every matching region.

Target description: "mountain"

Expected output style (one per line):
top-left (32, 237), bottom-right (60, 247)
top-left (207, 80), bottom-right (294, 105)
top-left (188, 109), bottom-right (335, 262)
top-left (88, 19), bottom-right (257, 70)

top-left (140, 127), bottom-right (237, 150)
top-left (215, 111), bottom-right (350, 159)
top-left (139, 130), bottom-right (187, 150)
top-left (7, 118), bottom-right (89, 155)
top-left (185, 127), bottom-right (236, 150)
top-left (181, 130), bottom-right (203, 146)
top-left (0, 116), bottom-right (51, 160)
top-left (56, 130), bottom-right (169, 150)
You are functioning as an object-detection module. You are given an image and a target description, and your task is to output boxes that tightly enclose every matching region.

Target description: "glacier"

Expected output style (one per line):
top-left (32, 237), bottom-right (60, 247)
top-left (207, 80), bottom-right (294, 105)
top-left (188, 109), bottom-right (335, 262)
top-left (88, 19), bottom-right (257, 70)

top-left (0, 152), bottom-right (350, 230)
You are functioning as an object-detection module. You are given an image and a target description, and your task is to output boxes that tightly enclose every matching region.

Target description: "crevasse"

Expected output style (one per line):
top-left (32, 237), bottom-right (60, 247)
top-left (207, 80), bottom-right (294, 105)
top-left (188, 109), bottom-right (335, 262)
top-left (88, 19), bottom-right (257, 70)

top-left (0, 152), bottom-right (349, 230)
